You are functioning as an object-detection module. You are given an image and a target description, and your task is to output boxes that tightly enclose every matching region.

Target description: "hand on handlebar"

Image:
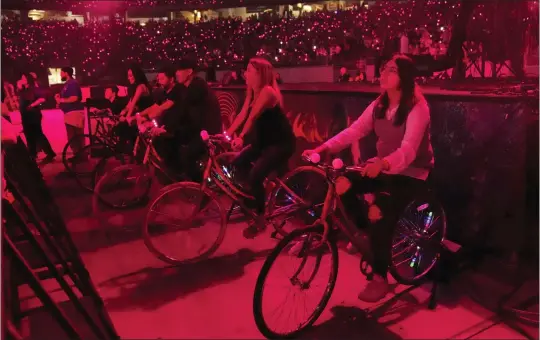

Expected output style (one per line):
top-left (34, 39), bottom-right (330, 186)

top-left (362, 157), bottom-right (387, 179)
top-left (231, 137), bottom-right (243, 150)
top-left (302, 149), bottom-right (321, 163)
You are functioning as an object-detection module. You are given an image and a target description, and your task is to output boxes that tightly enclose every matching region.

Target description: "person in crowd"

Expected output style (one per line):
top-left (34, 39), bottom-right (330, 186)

top-left (174, 59), bottom-right (222, 137)
top-left (3, 80), bottom-right (19, 113)
top-left (115, 65), bottom-right (153, 148)
top-left (222, 69), bottom-right (245, 86)
top-left (1, 115), bottom-right (20, 198)
top-left (55, 67), bottom-right (84, 161)
top-left (226, 57), bottom-right (296, 239)
top-left (338, 67), bottom-right (350, 82)
top-left (120, 64), bottom-right (153, 121)
top-left (139, 67), bottom-right (187, 179)
top-left (104, 85), bottom-right (128, 116)
top-left (18, 73), bottom-right (56, 163)
top-left (2, 84), bottom-right (11, 121)
top-left (303, 54), bottom-right (434, 302)
top-left (141, 60), bottom-right (222, 181)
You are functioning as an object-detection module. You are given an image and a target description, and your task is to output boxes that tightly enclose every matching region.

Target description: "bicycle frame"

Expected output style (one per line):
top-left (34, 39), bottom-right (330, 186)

top-left (315, 164), bottom-right (371, 252)
top-left (199, 137), bottom-right (312, 223)
top-left (89, 111), bottom-right (119, 145)
top-left (315, 161), bottom-right (440, 255)
top-left (131, 127), bottom-right (172, 181)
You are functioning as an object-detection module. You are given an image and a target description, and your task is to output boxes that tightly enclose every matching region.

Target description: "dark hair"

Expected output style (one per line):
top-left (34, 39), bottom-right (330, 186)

top-left (373, 54), bottom-right (418, 126)
top-left (127, 64), bottom-right (149, 87)
top-left (22, 72), bottom-right (36, 88)
top-left (158, 67), bottom-right (175, 79)
top-left (61, 67), bottom-right (74, 77)
top-left (176, 58), bottom-right (198, 71)
top-left (106, 85), bottom-right (119, 94)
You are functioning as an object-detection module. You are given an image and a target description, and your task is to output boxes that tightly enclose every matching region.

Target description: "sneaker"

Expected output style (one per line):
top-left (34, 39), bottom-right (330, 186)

top-left (358, 275), bottom-right (390, 303)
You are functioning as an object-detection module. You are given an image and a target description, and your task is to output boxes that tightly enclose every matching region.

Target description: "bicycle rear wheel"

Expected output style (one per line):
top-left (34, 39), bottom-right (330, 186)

top-left (143, 182), bottom-right (226, 265)
top-left (389, 194), bottom-right (447, 285)
top-left (253, 226), bottom-right (338, 339)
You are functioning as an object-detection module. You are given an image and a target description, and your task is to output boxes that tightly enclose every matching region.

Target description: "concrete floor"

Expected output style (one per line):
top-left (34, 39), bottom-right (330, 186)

top-left (13, 109), bottom-right (538, 339)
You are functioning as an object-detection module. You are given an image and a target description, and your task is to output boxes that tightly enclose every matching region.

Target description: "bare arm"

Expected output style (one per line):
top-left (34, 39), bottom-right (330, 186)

top-left (226, 89), bottom-right (252, 136)
top-left (148, 100), bottom-right (174, 119)
top-left (126, 84), bottom-right (146, 117)
top-left (239, 86), bottom-right (278, 139)
top-left (29, 98), bottom-right (45, 108)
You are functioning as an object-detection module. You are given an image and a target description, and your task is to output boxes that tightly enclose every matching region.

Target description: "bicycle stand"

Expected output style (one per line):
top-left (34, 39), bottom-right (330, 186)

top-left (428, 239), bottom-right (463, 310)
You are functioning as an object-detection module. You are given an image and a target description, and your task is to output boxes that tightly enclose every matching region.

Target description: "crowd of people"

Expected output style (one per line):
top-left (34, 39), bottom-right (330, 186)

top-left (4, 0), bottom-right (535, 83)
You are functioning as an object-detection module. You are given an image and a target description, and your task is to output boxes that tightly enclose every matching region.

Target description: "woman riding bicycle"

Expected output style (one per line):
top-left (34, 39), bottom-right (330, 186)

top-left (116, 64), bottom-right (153, 149)
top-left (226, 57), bottom-right (295, 239)
top-left (303, 54), bottom-right (434, 302)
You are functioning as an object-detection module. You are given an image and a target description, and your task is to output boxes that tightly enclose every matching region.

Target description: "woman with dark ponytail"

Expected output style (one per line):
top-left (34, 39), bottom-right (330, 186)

top-left (303, 54), bottom-right (434, 302)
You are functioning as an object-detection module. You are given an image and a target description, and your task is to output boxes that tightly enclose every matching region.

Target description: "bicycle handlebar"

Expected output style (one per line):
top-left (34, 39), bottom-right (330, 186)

top-left (303, 152), bottom-right (366, 174)
top-left (200, 130), bottom-right (231, 144)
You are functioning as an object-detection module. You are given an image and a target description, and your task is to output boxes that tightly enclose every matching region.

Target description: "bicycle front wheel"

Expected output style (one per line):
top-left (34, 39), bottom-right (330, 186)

top-left (143, 182), bottom-right (226, 265)
top-left (92, 164), bottom-right (152, 211)
top-left (253, 226), bottom-right (338, 339)
top-left (62, 134), bottom-right (103, 174)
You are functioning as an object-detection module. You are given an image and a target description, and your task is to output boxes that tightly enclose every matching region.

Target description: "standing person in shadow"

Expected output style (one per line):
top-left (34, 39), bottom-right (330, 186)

top-left (55, 67), bottom-right (84, 162)
top-left (17, 73), bottom-right (56, 163)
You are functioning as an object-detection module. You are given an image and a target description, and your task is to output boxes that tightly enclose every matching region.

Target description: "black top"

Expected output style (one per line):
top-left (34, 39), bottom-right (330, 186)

top-left (251, 104), bottom-right (295, 149)
top-left (19, 86), bottom-right (45, 122)
top-left (183, 77), bottom-right (222, 136)
top-left (159, 78), bottom-right (222, 145)
top-left (128, 84), bottom-right (154, 112)
top-left (158, 83), bottom-right (186, 133)
top-left (109, 96), bottom-right (129, 115)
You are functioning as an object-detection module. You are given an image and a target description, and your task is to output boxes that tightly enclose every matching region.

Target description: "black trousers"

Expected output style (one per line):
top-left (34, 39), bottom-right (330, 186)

top-left (153, 136), bottom-right (205, 182)
top-left (232, 144), bottom-right (294, 215)
top-left (340, 172), bottom-right (425, 278)
top-left (22, 116), bottom-right (55, 160)
top-left (113, 122), bottom-right (138, 150)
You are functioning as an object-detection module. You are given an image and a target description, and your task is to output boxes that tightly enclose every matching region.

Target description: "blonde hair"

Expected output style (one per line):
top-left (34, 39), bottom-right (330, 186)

top-left (246, 57), bottom-right (283, 108)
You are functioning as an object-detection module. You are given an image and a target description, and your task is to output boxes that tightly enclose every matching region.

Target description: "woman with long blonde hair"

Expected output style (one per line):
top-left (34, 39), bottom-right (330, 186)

top-left (226, 57), bottom-right (295, 238)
